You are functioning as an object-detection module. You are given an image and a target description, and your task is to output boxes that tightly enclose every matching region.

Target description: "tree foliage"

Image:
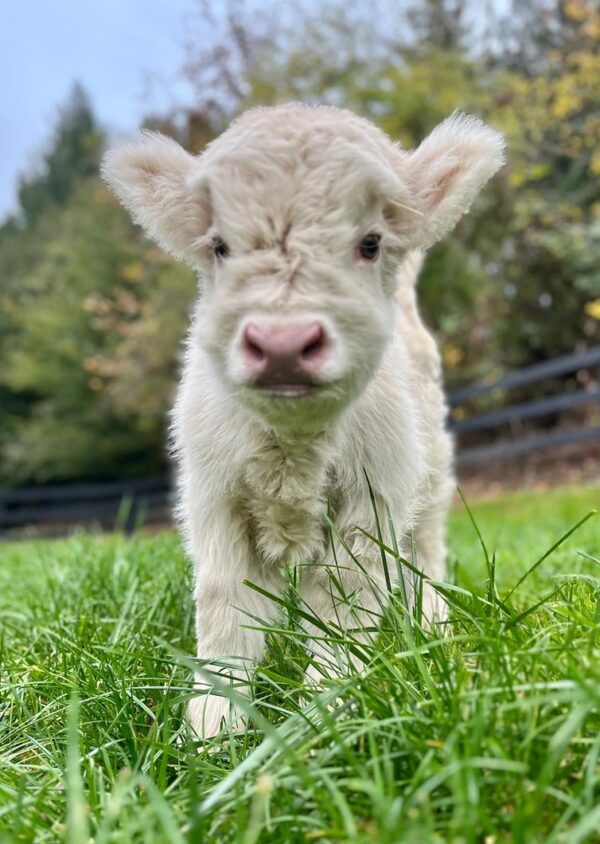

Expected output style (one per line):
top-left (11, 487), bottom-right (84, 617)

top-left (17, 84), bottom-right (102, 228)
top-left (0, 85), bottom-right (195, 484)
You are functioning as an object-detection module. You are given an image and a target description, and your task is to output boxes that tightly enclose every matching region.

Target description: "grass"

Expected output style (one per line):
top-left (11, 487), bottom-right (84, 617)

top-left (0, 484), bottom-right (599, 843)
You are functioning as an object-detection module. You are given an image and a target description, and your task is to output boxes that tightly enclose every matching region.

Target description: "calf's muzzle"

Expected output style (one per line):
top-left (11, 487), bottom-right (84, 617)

top-left (243, 321), bottom-right (328, 393)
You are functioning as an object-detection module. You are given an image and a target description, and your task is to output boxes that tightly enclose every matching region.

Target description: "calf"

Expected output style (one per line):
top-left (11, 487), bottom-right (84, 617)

top-left (103, 104), bottom-right (504, 737)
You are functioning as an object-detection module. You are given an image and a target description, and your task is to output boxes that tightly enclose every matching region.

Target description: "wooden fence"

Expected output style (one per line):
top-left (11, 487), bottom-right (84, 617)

top-left (1, 346), bottom-right (599, 535)
top-left (450, 345), bottom-right (600, 466)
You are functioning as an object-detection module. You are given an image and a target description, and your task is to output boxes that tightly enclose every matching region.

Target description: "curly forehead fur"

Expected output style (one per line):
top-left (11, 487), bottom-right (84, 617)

top-left (205, 106), bottom-right (404, 247)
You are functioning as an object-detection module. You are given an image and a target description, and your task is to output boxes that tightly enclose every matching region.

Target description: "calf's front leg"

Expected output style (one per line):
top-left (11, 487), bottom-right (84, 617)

top-left (186, 503), bottom-right (284, 738)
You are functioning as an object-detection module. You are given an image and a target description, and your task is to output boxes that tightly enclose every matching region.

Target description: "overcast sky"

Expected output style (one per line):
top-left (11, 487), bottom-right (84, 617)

top-left (0, 0), bottom-right (200, 219)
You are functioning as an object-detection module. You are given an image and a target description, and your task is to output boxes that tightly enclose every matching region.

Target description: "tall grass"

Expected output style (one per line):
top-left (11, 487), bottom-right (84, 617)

top-left (0, 485), bottom-right (598, 842)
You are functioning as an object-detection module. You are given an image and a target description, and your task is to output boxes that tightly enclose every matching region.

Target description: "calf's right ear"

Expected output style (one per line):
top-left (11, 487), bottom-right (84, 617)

top-left (101, 132), bottom-right (211, 265)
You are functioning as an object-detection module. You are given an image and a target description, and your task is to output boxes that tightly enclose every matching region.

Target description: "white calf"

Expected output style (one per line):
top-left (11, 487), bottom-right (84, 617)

top-left (103, 104), bottom-right (504, 736)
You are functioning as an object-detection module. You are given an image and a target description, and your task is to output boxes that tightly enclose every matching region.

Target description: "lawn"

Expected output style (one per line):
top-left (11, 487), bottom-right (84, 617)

top-left (1, 485), bottom-right (599, 843)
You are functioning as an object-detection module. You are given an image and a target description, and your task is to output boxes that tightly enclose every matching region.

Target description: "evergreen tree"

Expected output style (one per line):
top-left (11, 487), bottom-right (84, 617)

top-left (16, 83), bottom-right (102, 227)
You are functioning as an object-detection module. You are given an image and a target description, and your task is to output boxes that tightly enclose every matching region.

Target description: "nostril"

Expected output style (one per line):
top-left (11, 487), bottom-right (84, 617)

top-left (301, 326), bottom-right (326, 360)
top-left (301, 338), bottom-right (322, 360)
top-left (244, 325), bottom-right (267, 362)
top-left (246, 337), bottom-right (266, 362)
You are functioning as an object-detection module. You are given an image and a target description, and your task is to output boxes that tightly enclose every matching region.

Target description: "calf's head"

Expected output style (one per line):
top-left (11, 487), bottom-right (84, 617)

top-left (103, 105), bottom-right (503, 432)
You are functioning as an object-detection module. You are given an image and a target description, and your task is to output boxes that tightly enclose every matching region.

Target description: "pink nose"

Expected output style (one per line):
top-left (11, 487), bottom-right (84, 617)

top-left (243, 321), bottom-right (327, 387)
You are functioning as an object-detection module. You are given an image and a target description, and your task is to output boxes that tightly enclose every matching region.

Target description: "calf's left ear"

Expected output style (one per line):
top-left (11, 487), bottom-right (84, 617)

top-left (389, 113), bottom-right (505, 249)
top-left (101, 131), bottom-right (211, 265)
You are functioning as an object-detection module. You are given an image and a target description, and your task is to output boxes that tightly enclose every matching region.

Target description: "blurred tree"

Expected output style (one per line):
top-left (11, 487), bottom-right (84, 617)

top-left (17, 84), bottom-right (102, 227)
top-left (487, 0), bottom-right (599, 73)
top-left (0, 84), bottom-right (104, 483)
top-left (489, 0), bottom-right (600, 366)
top-left (0, 86), bottom-right (196, 485)
top-left (407, 0), bottom-right (468, 51)
top-left (1, 181), bottom-right (195, 483)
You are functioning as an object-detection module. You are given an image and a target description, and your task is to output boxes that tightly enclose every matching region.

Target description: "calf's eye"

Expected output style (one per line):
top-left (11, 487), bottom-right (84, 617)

top-left (358, 233), bottom-right (381, 261)
top-left (212, 237), bottom-right (229, 259)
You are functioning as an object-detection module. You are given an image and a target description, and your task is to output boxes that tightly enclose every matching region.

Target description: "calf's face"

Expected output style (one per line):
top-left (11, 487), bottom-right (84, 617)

top-left (103, 106), bottom-right (503, 432)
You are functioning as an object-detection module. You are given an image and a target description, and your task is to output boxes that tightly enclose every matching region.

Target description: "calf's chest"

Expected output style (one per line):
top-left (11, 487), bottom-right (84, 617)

top-left (240, 437), bottom-right (335, 565)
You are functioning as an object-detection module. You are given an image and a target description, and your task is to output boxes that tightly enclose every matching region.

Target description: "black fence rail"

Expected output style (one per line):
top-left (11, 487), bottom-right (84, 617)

top-left (1, 347), bottom-right (599, 535)
top-left (448, 346), bottom-right (600, 466)
top-left (0, 476), bottom-right (171, 535)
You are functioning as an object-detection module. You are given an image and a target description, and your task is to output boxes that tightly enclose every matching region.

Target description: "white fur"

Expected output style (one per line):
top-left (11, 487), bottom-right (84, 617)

top-left (102, 104), bottom-right (504, 738)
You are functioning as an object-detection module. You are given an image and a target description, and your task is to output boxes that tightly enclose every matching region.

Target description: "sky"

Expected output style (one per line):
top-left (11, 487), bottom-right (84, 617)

top-left (0, 0), bottom-right (201, 218)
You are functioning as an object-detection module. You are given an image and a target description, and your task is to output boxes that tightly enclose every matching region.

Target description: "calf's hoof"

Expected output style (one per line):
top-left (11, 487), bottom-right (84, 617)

top-left (187, 692), bottom-right (242, 740)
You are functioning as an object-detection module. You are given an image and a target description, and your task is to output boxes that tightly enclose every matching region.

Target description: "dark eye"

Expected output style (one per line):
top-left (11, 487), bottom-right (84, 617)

top-left (212, 237), bottom-right (229, 259)
top-left (358, 233), bottom-right (381, 261)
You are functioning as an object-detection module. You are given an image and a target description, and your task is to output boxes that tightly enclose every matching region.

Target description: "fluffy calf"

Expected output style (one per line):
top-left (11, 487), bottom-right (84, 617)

top-left (103, 104), bottom-right (504, 737)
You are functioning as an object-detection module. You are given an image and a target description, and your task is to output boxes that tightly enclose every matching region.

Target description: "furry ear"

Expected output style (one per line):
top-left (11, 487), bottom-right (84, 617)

top-left (101, 132), bottom-right (211, 264)
top-left (387, 113), bottom-right (505, 249)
